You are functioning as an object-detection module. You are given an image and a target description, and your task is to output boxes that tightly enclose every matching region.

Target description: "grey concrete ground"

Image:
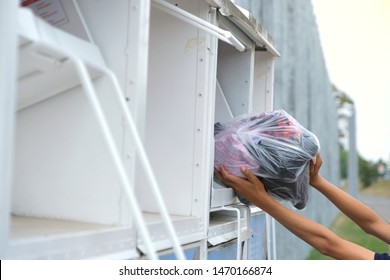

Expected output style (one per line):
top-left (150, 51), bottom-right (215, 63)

top-left (358, 193), bottom-right (390, 223)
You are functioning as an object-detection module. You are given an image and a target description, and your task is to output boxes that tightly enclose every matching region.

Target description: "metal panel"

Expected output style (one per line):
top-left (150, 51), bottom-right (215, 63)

top-left (248, 211), bottom-right (267, 260)
top-left (0, 0), bottom-right (18, 260)
top-left (4, 0), bottom-right (281, 260)
top-left (17, 44), bottom-right (102, 110)
top-left (13, 8), bottom-right (128, 226)
top-left (138, 0), bottom-right (209, 216)
top-left (211, 2), bottom-right (278, 212)
top-left (13, 81), bottom-right (128, 225)
top-left (253, 50), bottom-right (275, 113)
top-left (208, 239), bottom-right (239, 260)
top-left (159, 245), bottom-right (199, 260)
top-left (137, 213), bottom-right (204, 254)
top-left (208, 208), bottom-right (250, 247)
top-left (217, 40), bottom-right (254, 116)
top-left (8, 216), bottom-right (138, 259)
top-left (9, 5), bottom-right (163, 259)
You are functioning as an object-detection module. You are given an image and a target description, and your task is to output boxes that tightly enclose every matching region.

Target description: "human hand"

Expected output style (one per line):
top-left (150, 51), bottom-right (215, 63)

top-left (214, 165), bottom-right (268, 205)
top-left (309, 153), bottom-right (324, 187)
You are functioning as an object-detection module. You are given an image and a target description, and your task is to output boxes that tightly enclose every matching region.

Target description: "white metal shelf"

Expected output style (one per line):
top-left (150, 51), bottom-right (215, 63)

top-left (16, 8), bottom-right (104, 110)
top-left (8, 215), bottom-right (137, 259)
top-left (17, 42), bottom-right (101, 110)
top-left (137, 212), bottom-right (204, 254)
top-left (208, 209), bottom-right (250, 244)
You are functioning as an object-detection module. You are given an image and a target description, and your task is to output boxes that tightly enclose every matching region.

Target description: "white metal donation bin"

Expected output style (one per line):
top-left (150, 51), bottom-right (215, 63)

top-left (0, 0), bottom-right (279, 260)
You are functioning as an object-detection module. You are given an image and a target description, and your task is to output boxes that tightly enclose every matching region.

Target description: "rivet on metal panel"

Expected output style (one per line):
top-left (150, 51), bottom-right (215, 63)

top-left (197, 128), bottom-right (201, 132)
top-left (196, 163), bottom-right (200, 167)
top-left (198, 93), bottom-right (203, 97)
top-left (241, 103), bottom-right (246, 106)
top-left (199, 58), bottom-right (204, 62)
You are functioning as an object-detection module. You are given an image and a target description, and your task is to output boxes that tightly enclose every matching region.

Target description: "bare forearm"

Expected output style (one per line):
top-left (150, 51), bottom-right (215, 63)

top-left (254, 194), bottom-right (340, 249)
top-left (254, 195), bottom-right (332, 249)
top-left (215, 165), bottom-right (375, 259)
top-left (252, 194), bottom-right (373, 259)
top-left (312, 176), bottom-right (390, 241)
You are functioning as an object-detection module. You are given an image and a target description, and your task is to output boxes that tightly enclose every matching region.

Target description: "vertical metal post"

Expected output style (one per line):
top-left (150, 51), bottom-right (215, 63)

top-left (271, 216), bottom-right (277, 259)
top-left (222, 206), bottom-right (242, 259)
top-left (0, 0), bottom-right (18, 259)
top-left (265, 213), bottom-right (277, 259)
top-left (126, 0), bottom-right (151, 135)
top-left (265, 213), bottom-right (271, 259)
top-left (348, 105), bottom-right (358, 198)
top-left (104, 68), bottom-right (185, 260)
top-left (73, 59), bottom-right (158, 260)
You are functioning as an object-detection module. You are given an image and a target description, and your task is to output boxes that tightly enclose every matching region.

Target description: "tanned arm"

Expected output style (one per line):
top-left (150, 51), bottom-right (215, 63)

top-left (310, 154), bottom-right (390, 244)
top-left (215, 165), bottom-right (375, 260)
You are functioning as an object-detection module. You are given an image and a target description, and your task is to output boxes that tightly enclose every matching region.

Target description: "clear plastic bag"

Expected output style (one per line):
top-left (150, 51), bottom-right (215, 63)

top-left (214, 109), bottom-right (320, 209)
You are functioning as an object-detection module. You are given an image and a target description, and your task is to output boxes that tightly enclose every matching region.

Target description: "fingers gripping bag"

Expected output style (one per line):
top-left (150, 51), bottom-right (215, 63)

top-left (214, 109), bottom-right (320, 209)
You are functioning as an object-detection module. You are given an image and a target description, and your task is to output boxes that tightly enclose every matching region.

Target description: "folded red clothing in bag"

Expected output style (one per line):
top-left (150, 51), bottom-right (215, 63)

top-left (214, 109), bottom-right (320, 209)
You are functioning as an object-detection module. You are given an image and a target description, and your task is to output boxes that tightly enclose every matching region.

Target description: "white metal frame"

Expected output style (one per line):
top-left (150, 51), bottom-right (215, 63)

top-left (151, 0), bottom-right (245, 52)
top-left (73, 59), bottom-right (185, 260)
top-left (0, 0), bottom-right (18, 259)
top-left (7, 6), bottom-right (185, 260)
top-left (209, 205), bottom-right (250, 259)
top-left (2, 0), bottom-right (280, 260)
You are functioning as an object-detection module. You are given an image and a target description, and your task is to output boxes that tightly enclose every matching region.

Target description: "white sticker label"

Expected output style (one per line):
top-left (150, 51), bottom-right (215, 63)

top-left (21, 0), bottom-right (69, 27)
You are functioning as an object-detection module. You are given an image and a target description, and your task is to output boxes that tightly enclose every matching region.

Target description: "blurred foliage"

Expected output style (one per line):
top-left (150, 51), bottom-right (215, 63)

top-left (359, 156), bottom-right (380, 188)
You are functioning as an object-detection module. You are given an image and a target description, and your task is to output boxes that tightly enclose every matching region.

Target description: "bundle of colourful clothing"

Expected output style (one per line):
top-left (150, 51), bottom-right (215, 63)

top-left (214, 109), bottom-right (320, 209)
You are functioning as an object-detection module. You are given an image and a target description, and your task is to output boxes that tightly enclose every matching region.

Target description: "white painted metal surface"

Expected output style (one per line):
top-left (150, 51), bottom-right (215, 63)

top-left (2, 0), bottom-right (280, 260)
top-left (141, 0), bottom-right (210, 216)
top-left (12, 7), bottom-right (145, 259)
top-left (152, 0), bottom-right (245, 51)
top-left (8, 216), bottom-right (137, 260)
top-left (10, 5), bottom-right (185, 260)
top-left (217, 41), bottom-right (254, 116)
top-left (0, 0), bottom-right (18, 260)
top-left (73, 59), bottom-right (158, 259)
top-left (14, 8), bottom-right (124, 225)
top-left (75, 59), bottom-right (185, 260)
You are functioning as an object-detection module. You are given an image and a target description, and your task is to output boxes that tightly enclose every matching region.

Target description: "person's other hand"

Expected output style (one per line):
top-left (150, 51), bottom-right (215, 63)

top-left (309, 153), bottom-right (323, 187)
